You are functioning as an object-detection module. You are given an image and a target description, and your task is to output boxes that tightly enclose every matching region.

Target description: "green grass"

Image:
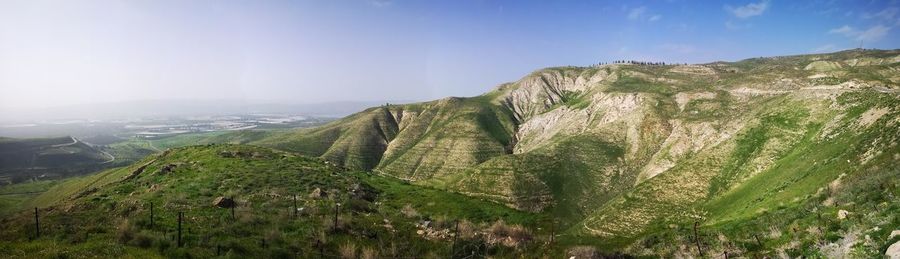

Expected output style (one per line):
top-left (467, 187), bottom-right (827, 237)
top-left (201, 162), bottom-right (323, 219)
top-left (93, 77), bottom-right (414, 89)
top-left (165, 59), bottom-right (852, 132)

top-left (606, 76), bottom-right (674, 96)
top-left (0, 180), bottom-right (60, 214)
top-left (0, 144), bottom-right (563, 258)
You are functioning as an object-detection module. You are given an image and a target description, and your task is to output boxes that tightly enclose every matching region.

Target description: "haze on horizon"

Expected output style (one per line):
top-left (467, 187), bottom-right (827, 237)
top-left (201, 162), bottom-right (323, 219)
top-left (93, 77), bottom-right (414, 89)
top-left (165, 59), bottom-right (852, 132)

top-left (1, 0), bottom-right (898, 112)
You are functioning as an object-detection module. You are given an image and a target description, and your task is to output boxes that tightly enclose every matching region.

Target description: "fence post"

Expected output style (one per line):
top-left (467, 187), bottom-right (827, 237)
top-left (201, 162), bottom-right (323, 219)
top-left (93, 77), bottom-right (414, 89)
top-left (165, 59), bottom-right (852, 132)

top-left (332, 202), bottom-right (339, 232)
top-left (694, 221), bottom-right (703, 257)
top-left (150, 202), bottom-right (155, 228)
top-left (451, 220), bottom-right (460, 257)
top-left (317, 239), bottom-right (324, 258)
top-left (293, 195), bottom-right (298, 219)
top-left (177, 212), bottom-right (183, 247)
top-left (34, 207), bottom-right (40, 239)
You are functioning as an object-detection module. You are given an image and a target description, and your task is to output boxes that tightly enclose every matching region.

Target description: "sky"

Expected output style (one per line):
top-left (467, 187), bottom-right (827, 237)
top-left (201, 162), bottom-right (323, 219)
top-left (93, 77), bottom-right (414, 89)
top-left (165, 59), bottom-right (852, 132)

top-left (1, 0), bottom-right (899, 110)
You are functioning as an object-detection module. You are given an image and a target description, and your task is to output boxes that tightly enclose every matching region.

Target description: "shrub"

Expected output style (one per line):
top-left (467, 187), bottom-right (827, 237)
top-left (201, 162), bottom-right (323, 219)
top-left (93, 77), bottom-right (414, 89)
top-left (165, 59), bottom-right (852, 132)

top-left (116, 219), bottom-right (136, 244)
top-left (128, 230), bottom-right (155, 248)
top-left (339, 242), bottom-right (357, 259)
top-left (401, 204), bottom-right (419, 218)
top-left (361, 246), bottom-right (378, 259)
top-left (485, 220), bottom-right (532, 248)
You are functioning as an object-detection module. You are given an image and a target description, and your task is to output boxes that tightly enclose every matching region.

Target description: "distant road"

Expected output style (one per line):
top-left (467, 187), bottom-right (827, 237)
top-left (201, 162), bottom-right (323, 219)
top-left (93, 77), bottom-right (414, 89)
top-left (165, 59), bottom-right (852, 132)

top-left (873, 86), bottom-right (898, 93)
top-left (99, 149), bottom-right (115, 164)
top-left (50, 136), bottom-right (78, 148)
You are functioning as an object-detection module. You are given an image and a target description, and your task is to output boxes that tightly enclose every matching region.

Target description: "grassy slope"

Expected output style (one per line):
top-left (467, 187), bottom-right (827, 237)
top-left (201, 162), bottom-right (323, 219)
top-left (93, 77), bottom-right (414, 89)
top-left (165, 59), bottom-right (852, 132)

top-left (0, 144), bottom-right (551, 258)
top-left (6, 50), bottom-right (895, 257)
top-left (205, 50), bottom-right (899, 254)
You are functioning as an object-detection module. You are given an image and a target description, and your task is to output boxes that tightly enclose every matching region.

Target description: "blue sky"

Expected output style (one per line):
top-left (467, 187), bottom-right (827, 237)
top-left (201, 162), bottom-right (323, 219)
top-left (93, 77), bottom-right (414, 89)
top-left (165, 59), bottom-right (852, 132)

top-left (1, 0), bottom-right (898, 109)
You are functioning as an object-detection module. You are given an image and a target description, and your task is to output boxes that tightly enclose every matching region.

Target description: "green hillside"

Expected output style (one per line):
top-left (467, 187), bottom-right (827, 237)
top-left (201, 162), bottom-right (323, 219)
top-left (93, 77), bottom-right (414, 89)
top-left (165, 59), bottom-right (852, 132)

top-left (0, 137), bottom-right (113, 185)
top-left (212, 49), bottom-right (900, 256)
top-left (2, 49), bottom-right (898, 257)
top-left (0, 144), bottom-right (556, 258)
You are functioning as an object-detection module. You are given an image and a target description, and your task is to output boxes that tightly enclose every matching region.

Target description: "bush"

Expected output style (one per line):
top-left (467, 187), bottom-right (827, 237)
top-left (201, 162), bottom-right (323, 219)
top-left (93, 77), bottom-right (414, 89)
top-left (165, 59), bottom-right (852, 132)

top-left (401, 204), bottom-right (419, 218)
top-left (485, 220), bottom-right (532, 248)
top-left (339, 242), bottom-right (357, 259)
top-left (116, 220), bottom-right (136, 244)
top-left (361, 246), bottom-right (378, 259)
top-left (128, 230), bottom-right (155, 248)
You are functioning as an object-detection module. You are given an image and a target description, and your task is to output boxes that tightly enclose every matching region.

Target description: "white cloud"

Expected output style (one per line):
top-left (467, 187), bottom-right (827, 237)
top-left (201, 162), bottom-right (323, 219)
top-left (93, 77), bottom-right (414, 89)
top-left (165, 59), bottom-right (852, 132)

top-left (658, 43), bottom-right (696, 54)
top-left (828, 25), bottom-right (856, 37)
top-left (829, 24), bottom-right (891, 42)
top-left (856, 25), bottom-right (890, 42)
top-left (811, 44), bottom-right (836, 53)
top-left (626, 6), bottom-right (661, 22)
top-left (863, 7), bottom-right (900, 26)
top-left (863, 7), bottom-right (898, 21)
top-left (367, 0), bottom-right (392, 8)
top-left (725, 0), bottom-right (770, 19)
top-left (627, 6), bottom-right (647, 20)
top-left (725, 20), bottom-right (751, 30)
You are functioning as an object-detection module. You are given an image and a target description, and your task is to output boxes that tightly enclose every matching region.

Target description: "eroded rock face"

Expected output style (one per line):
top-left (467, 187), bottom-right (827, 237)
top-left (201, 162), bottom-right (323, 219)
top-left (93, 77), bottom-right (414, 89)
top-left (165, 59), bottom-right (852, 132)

top-left (637, 120), bottom-right (738, 182)
top-left (502, 68), bottom-right (608, 122)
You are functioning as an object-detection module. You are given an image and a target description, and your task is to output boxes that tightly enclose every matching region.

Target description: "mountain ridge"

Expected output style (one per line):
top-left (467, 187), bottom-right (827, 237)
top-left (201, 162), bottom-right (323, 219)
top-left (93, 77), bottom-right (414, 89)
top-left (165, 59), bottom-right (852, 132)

top-left (228, 49), bottom-right (899, 234)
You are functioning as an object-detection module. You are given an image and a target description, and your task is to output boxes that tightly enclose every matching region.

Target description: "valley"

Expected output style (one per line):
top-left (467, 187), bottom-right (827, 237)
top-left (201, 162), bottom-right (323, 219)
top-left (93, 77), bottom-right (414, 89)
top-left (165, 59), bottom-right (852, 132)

top-left (0, 49), bottom-right (898, 258)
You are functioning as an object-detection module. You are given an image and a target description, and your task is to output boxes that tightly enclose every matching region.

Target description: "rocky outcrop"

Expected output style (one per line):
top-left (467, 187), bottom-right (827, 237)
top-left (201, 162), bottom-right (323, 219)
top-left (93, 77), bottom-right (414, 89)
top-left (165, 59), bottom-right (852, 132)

top-left (500, 68), bottom-right (609, 122)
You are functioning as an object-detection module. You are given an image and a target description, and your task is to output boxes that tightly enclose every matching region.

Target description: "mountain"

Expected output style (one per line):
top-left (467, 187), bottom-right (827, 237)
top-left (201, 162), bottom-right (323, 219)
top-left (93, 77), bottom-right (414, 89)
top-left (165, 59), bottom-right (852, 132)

top-left (0, 136), bottom-right (114, 185)
top-left (215, 49), bottom-right (900, 255)
top-left (1, 49), bottom-right (898, 258)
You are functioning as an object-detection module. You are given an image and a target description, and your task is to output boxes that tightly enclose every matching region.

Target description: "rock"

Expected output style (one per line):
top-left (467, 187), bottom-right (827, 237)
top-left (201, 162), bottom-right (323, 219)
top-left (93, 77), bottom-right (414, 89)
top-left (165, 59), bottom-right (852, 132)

top-left (837, 209), bottom-right (849, 220)
top-left (887, 240), bottom-right (900, 259)
top-left (158, 163), bottom-right (179, 174)
top-left (213, 197), bottom-right (235, 208)
top-left (349, 183), bottom-right (379, 201)
top-left (891, 230), bottom-right (900, 239)
top-left (566, 246), bottom-right (601, 259)
top-left (309, 188), bottom-right (326, 199)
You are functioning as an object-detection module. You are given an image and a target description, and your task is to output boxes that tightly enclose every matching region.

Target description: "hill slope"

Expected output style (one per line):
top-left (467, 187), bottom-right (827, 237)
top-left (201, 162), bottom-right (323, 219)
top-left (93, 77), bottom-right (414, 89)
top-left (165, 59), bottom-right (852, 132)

top-left (217, 49), bottom-right (900, 256)
top-left (0, 144), bottom-right (552, 258)
top-left (0, 136), bottom-right (114, 185)
top-left (4, 49), bottom-right (896, 257)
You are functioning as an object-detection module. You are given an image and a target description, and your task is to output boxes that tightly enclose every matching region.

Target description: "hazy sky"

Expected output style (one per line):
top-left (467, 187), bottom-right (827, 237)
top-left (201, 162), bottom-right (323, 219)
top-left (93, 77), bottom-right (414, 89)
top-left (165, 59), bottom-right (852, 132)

top-left (1, 0), bottom-right (898, 110)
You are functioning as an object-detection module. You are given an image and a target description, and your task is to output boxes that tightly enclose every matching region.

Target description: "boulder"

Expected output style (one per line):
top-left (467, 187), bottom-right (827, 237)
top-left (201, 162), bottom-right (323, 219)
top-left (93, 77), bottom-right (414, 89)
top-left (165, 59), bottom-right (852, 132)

top-left (213, 197), bottom-right (235, 208)
top-left (887, 240), bottom-right (900, 259)
top-left (837, 209), bottom-right (849, 220)
top-left (309, 187), bottom-right (325, 199)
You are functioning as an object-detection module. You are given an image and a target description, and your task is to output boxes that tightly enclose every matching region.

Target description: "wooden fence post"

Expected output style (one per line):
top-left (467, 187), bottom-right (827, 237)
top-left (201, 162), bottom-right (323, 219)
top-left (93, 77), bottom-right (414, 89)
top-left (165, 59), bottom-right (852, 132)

top-left (451, 220), bottom-right (460, 256)
top-left (332, 202), bottom-right (339, 232)
top-left (34, 207), bottom-right (40, 239)
top-left (694, 221), bottom-right (703, 257)
top-left (150, 202), bottom-right (155, 228)
top-left (177, 212), bottom-right (183, 247)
